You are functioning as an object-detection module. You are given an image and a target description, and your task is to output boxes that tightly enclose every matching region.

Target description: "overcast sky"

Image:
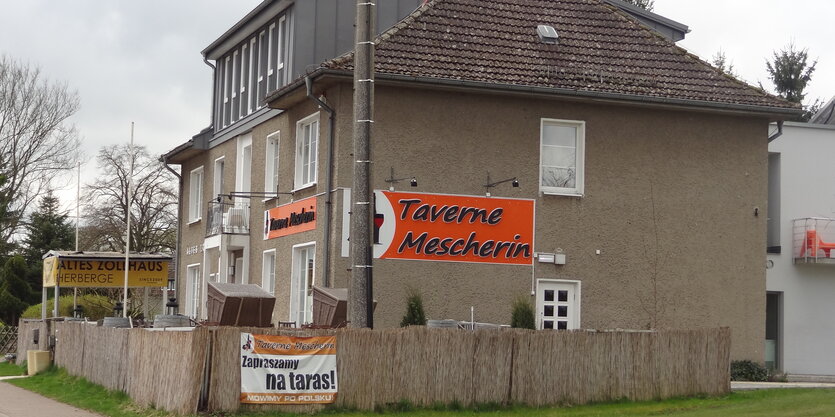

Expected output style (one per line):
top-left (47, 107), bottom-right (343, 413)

top-left (0, 0), bottom-right (832, 210)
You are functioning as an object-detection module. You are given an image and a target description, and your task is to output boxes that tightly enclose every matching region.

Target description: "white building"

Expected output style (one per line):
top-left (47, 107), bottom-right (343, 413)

top-left (767, 119), bottom-right (835, 380)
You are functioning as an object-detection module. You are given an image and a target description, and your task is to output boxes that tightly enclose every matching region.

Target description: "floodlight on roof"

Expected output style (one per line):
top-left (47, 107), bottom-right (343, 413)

top-left (537, 25), bottom-right (559, 45)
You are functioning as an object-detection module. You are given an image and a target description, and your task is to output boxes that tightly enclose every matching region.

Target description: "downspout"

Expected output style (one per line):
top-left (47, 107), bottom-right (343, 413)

top-left (306, 75), bottom-right (336, 287)
top-left (767, 120), bottom-right (783, 143)
top-left (162, 157), bottom-right (183, 313)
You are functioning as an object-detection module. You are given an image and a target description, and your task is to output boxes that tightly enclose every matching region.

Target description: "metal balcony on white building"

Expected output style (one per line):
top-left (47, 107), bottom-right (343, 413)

top-left (793, 217), bottom-right (835, 265)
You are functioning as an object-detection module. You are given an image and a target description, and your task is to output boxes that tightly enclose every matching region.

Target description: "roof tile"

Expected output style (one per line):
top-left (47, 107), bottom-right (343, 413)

top-left (324, 0), bottom-right (796, 111)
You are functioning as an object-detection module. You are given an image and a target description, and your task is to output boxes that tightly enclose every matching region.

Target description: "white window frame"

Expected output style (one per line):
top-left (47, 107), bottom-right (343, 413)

top-left (289, 242), bottom-right (316, 325)
top-left (188, 166), bottom-right (204, 223)
top-left (223, 56), bottom-right (231, 122)
top-left (239, 44), bottom-right (248, 120)
top-left (262, 249), bottom-right (276, 295)
top-left (294, 112), bottom-right (320, 190)
top-left (267, 23), bottom-right (276, 76)
top-left (539, 118), bottom-right (585, 196)
top-left (277, 16), bottom-right (286, 71)
top-left (239, 45), bottom-right (247, 94)
top-left (185, 264), bottom-right (201, 319)
top-left (213, 157), bottom-right (224, 199)
top-left (231, 50), bottom-right (238, 99)
top-left (248, 37), bottom-right (257, 113)
top-left (264, 131), bottom-right (281, 196)
top-left (257, 30), bottom-right (266, 108)
top-left (237, 133), bottom-right (253, 194)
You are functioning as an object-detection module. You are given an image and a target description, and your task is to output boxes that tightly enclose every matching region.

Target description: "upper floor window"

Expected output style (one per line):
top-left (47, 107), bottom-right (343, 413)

top-left (295, 113), bottom-right (319, 190)
top-left (237, 134), bottom-right (253, 194)
top-left (189, 166), bottom-right (204, 223)
top-left (265, 131), bottom-right (281, 195)
top-left (540, 119), bottom-right (585, 196)
top-left (213, 157), bottom-right (225, 198)
top-left (214, 12), bottom-right (290, 132)
top-left (262, 250), bottom-right (276, 295)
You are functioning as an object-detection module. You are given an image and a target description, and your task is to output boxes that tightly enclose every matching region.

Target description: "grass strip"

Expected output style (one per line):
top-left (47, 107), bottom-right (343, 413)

top-left (7, 366), bottom-right (176, 417)
top-left (0, 361), bottom-right (25, 377)
top-left (6, 367), bottom-right (835, 417)
top-left (229, 389), bottom-right (835, 417)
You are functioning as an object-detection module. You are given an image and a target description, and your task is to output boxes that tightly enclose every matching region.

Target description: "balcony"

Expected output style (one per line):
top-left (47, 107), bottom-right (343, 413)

top-left (793, 218), bottom-right (835, 265)
top-left (206, 201), bottom-right (250, 237)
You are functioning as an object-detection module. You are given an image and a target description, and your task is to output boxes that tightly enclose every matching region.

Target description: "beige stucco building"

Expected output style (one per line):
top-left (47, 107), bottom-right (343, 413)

top-left (163, 0), bottom-right (799, 361)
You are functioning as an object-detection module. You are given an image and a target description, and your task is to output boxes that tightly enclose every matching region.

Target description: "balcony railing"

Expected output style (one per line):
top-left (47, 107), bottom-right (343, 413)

top-left (793, 217), bottom-right (835, 265)
top-left (206, 201), bottom-right (250, 237)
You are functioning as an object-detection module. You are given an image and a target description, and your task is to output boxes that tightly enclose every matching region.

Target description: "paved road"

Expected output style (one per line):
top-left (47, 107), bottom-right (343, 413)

top-left (0, 378), bottom-right (103, 417)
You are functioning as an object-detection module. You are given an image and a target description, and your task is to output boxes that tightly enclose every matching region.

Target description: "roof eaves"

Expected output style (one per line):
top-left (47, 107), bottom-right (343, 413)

top-left (373, 72), bottom-right (803, 119)
top-left (602, 0), bottom-right (690, 34)
top-left (264, 68), bottom-right (352, 108)
top-left (162, 139), bottom-right (194, 162)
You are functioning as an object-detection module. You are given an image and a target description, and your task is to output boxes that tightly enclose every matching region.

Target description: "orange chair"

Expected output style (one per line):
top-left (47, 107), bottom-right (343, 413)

top-left (801, 230), bottom-right (835, 258)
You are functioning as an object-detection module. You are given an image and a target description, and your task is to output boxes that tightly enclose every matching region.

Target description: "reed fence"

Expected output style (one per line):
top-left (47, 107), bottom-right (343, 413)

top-left (0, 326), bottom-right (17, 356)
top-left (50, 323), bottom-right (208, 415)
top-left (19, 324), bottom-right (731, 415)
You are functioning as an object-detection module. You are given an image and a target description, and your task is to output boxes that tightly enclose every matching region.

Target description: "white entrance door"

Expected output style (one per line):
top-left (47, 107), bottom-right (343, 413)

top-left (536, 280), bottom-right (580, 330)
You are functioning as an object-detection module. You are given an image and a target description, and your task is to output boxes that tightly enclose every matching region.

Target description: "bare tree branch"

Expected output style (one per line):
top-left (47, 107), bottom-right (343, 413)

top-left (0, 56), bottom-right (81, 247)
top-left (82, 144), bottom-right (177, 253)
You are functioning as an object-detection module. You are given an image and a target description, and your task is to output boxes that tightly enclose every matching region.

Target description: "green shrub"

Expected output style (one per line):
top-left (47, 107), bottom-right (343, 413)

top-left (21, 294), bottom-right (115, 321)
top-left (400, 290), bottom-right (427, 327)
top-left (731, 360), bottom-right (768, 381)
top-left (510, 296), bottom-right (535, 329)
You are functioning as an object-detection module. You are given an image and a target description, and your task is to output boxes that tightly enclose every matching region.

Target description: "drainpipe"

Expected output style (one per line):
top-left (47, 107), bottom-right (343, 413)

top-left (767, 121), bottom-right (783, 143)
top-left (306, 75), bottom-right (336, 288)
top-left (162, 157), bottom-right (183, 313)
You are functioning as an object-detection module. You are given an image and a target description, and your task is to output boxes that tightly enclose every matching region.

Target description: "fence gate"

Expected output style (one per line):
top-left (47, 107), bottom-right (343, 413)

top-left (0, 326), bottom-right (17, 356)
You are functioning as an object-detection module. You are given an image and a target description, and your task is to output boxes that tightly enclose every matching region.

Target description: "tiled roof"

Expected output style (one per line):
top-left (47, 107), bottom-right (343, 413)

top-left (324, 0), bottom-right (797, 111)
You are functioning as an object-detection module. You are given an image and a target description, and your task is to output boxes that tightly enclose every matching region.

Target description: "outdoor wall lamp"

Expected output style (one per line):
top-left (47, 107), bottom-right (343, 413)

top-left (385, 167), bottom-right (418, 191)
top-left (484, 172), bottom-right (519, 196)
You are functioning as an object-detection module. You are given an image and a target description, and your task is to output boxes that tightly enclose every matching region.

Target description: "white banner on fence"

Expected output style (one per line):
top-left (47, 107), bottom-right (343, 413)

top-left (240, 333), bottom-right (338, 404)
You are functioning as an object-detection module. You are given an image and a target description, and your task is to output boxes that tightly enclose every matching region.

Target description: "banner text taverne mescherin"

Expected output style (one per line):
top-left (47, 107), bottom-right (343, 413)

top-left (376, 191), bottom-right (535, 265)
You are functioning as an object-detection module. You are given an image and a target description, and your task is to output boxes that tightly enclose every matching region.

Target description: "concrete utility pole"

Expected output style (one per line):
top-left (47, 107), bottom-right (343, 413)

top-left (349, 0), bottom-right (376, 328)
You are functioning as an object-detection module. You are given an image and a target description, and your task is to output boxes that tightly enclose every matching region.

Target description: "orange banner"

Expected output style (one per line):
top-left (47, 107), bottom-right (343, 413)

top-left (374, 191), bottom-right (535, 265)
top-left (264, 197), bottom-right (316, 239)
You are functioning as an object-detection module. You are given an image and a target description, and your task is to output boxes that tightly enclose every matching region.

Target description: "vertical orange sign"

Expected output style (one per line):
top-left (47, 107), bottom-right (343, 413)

top-left (264, 197), bottom-right (317, 239)
top-left (374, 191), bottom-right (534, 265)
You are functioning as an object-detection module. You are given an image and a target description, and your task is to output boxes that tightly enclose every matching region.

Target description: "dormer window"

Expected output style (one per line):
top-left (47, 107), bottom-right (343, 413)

top-left (214, 12), bottom-right (290, 132)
